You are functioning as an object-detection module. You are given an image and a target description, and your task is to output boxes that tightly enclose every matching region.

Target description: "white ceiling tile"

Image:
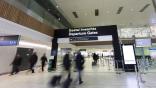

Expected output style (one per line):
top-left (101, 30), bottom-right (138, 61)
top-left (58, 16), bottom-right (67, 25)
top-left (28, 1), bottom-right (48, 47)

top-left (55, 0), bottom-right (156, 28)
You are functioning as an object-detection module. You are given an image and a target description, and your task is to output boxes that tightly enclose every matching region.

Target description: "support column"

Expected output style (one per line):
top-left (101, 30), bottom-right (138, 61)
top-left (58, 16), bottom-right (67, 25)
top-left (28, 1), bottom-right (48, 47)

top-left (152, 0), bottom-right (156, 12)
top-left (112, 30), bottom-right (123, 68)
top-left (51, 38), bottom-right (58, 69)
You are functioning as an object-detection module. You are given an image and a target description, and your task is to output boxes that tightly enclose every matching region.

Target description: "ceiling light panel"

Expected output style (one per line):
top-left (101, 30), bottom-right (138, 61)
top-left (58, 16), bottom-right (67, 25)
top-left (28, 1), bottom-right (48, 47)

top-left (117, 6), bottom-right (124, 14)
top-left (95, 9), bottom-right (99, 16)
top-left (139, 4), bottom-right (150, 12)
top-left (72, 12), bottom-right (78, 18)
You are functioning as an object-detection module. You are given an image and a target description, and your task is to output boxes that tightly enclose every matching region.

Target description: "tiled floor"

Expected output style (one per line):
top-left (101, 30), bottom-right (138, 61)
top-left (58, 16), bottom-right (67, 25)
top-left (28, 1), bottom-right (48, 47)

top-left (0, 58), bottom-right (156, 88)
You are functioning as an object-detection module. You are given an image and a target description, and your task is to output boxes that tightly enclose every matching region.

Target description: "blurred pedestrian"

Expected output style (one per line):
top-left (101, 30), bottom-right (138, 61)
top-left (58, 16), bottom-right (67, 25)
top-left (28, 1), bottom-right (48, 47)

top-left (63, 52), bottom-right (71, 79)
top-left (93, 53), bottom-right (97, 64)
top-left (10, 54), bottom-right (22, 75)
top-left (75, 51), bottom-right (85, 84)
top-left (41, 53), bottom-right (47, 72)
top-left (29, 52), bottom-right (38, 73)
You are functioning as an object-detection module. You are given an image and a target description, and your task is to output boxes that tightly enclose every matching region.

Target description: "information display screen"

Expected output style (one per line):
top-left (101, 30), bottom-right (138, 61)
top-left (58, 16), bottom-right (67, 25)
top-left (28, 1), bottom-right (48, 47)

top-left (122, 45), bottom-right (136, 64)
top-left (149, 48), bottom-right (156, 59)
top-left (135, 38), bottom-right (151, 47)
top-left (0, 35), bottom-right (20, 46)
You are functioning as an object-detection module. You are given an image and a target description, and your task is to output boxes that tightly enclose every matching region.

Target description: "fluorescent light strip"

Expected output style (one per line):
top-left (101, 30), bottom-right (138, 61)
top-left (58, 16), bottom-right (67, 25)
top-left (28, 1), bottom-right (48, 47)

top-left (72, 12), bottom-right (78, 18)
top-left (117, 7), bottom-right (123, 14)
top-left (139, 4), bottom-right (150, 12)
top-left (19, 41), bottom-right (51, 49)
top-left (95, 9), bottom-right (99, 16)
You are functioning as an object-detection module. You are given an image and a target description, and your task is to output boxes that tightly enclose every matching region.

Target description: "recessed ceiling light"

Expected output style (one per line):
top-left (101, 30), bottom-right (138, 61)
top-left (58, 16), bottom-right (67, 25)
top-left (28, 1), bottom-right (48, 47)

top-left (72, 12), bottom-right (78, 18)
top-left (56, 5), bottom-right (59, 8)
top-left (130, 9), bottom-right (134, 11)
top-left (48, 8), bottom-right (51, 11)
top-left (84, 13), bottom-right (88, 16)
top-left (106, 11), bottom-right (110, 13)
top-left (139, 4), bottom-right (150, 12)
top-left (117, 6), bottom-right (123, 14)
top-left (95, 9), bottom-right (99, 16)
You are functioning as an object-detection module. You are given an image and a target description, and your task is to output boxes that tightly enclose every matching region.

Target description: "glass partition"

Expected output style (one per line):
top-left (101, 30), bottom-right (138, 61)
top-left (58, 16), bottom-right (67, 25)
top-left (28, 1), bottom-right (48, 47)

top-left (14, 0), bottom-right (65, 28)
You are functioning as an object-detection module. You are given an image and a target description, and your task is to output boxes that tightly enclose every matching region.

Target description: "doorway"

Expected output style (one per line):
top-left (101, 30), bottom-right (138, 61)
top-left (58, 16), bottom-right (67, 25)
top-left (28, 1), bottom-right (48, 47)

top-left (16, 47), bottom-right (34, 71)
top-left (57, 41), bottom-right (118, 72)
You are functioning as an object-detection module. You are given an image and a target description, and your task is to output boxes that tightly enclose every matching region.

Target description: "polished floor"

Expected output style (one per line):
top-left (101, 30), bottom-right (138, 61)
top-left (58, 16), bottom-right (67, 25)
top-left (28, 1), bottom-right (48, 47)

top-left (0, 58), bottom-right (156, 88)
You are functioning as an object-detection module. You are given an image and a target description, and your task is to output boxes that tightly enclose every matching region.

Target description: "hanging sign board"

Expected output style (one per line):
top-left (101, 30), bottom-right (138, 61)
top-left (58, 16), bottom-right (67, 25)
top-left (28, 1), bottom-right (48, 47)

top-left (135, 38), bottom-right (151, 47)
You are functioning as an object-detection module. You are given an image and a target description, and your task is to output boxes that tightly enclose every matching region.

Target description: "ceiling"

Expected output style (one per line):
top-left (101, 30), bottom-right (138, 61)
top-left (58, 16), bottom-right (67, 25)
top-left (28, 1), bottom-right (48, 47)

top-left (53, 0), bottom-right (156, 28)
top-left (34, 0), bottom-right (73, 28)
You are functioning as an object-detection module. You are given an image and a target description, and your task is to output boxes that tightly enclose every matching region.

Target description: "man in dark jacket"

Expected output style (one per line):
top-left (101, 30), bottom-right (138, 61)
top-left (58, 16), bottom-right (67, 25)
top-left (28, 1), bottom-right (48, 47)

top-left (29, 52), bottom-right (38, 73)
top-left (41, 53), bottom-right (47, 72)
top-left (93, 53), bottom-right (97, 63)
top-left (63, 53), bottom-right (71, 79)
top-left (11, 54), bottom-right (22, 75)
top-left (75, 51), bottom-right (85, 84)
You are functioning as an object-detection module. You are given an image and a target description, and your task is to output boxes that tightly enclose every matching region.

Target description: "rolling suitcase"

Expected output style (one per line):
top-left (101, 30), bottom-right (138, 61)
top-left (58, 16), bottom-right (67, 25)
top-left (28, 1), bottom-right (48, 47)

top-left (92, 61), bottom-right (96, 66)
top-left (49, 75), bottom-right (62, 87)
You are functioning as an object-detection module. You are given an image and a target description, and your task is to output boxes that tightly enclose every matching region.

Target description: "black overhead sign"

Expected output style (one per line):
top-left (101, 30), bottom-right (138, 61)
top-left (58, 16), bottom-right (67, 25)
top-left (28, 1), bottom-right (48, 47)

top-left (55, 25), bottom-right (117, 38)
top-left (69, 27), bottom-right (98, 37)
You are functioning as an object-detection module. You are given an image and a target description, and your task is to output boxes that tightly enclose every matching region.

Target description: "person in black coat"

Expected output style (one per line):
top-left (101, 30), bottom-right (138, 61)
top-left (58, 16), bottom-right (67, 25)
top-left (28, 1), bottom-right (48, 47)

top-left (93, 53), bottom-right (97, 64)
top-left (75, 51), bottom-right (85, 84)
top-left (29, 52), bottom-right (38, 73)
top-left (63, 53), bottom-right (71, 79)
top-left (41, 53), bottom-right (47, 72)
top-left (11, 54), bottom-right (22, 75)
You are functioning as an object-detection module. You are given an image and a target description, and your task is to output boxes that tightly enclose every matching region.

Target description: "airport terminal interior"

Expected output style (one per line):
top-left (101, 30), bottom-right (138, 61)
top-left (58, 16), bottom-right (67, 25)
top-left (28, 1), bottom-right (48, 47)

top-left (1, 0), bottom-right (156, 88)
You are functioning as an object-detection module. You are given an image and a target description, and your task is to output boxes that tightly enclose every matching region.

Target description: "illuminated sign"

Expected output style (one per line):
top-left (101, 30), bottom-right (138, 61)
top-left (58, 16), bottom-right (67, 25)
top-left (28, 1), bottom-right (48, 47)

top-left (120, 27), bottom-right (151, 38)
top-left (135, 38), bottom-right (151, 47)
top-left (122, 45), bottom-right (136, 64)
top-left (0, 35), bottom-right (20, 46)
top-left (0, 40), bottom-right (18, 46)
top-left (69, 27), bottom-right (98, 37)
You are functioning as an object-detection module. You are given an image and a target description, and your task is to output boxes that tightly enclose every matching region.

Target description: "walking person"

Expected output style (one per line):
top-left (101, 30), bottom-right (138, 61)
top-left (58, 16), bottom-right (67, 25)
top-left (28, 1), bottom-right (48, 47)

top-left (93, 53), bottom-right (98, 64)
top-left (75, 51), bottom-right (85, 84)
top-left (63, 52), bottom-right (72, 79)
top-left (62, 52), bottom-right (73, 88)
top-left (41, 53), bottom-right (47, 72)
top-left (10, 54), bottom-right (22, 75)
top-left (29, 52), bottom-right (38, 73)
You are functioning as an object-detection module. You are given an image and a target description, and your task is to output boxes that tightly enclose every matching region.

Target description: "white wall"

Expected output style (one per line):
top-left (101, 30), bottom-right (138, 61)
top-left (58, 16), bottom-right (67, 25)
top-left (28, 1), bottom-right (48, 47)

top-left (0, 46), bottom-right (17, 74)
top-left (0, 17), bottom-right (53, 74)
top-left (0, 17), bottom-right (52, 43)
top-left (0, 41), bottom-right (51, 75)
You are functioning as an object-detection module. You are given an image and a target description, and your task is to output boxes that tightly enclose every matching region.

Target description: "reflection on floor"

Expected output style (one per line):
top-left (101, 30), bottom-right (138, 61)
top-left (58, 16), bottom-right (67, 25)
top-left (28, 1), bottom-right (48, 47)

top-left (135, 58), bottom-right (156, 74)
top-left (0, 58), bottom-right (156, 88)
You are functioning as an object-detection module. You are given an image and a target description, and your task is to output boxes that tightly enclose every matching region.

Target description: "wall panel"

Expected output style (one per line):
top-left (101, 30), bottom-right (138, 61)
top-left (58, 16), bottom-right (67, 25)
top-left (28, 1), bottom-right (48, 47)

top-left (0, 0), bottom-right (54, 36)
